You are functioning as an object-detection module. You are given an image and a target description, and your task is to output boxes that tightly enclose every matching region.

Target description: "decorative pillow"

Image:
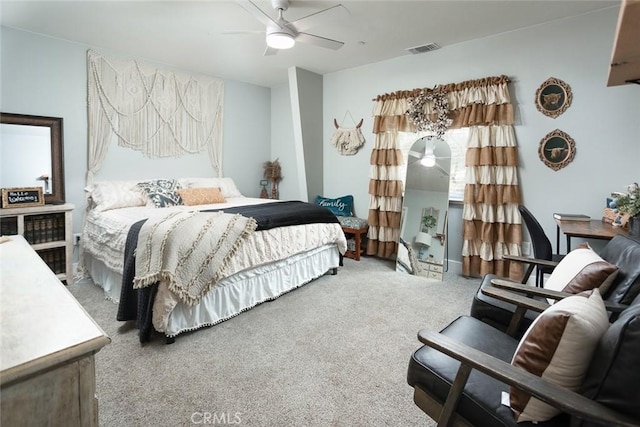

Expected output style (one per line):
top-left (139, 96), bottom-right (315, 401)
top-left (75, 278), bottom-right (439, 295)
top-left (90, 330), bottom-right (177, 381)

top-left (88, 181), bottom-right (147, 212)
top-left (177, 187), bottom-right (226, 206)
top-left (510, 289), bottom-right (609, 422)
top-left (179, 177), bottom-right (243, 198)
top-left (135, 179), bottom-right (183, 208)
top-left (315, 195), bottom-right (354, 217)
top-left (544, 247), bottom-right (618, 298)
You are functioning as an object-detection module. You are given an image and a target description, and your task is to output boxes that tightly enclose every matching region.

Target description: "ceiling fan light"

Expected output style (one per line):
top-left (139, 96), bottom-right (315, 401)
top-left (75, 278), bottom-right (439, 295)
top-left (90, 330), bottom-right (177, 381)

top-left (420, 153), bottom-right (437, 167)
top-left (266, 32), bottom-right (295, 49)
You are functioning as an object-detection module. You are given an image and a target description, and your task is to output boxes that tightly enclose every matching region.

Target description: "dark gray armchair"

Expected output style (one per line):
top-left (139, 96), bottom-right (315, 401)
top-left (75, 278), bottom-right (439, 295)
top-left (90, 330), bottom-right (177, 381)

top-left (408, 235), bottom-right (640, 426)
top-left (407, 291), bottom-right (640, 426)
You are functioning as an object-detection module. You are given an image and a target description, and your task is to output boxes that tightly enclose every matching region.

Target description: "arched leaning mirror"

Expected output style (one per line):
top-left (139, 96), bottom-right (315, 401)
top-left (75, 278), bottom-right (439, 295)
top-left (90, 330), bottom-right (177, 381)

top-left (0, 113), bottom-right (65, 204)
top-left (396, 137), bottom-right (451, 280)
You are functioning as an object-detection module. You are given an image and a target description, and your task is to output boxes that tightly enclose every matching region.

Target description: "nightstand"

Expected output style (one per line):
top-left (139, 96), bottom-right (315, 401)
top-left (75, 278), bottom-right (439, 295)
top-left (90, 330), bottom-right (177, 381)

top-left (337, 216), bottom-right (368, 261)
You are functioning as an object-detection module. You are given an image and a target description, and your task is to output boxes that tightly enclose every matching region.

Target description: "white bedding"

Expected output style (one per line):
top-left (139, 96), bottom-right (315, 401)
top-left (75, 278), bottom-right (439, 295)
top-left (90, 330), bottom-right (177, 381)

top-left (83, 197), bottom-right (347, 295)
top-left (81, 197), bottom-right (347, 337)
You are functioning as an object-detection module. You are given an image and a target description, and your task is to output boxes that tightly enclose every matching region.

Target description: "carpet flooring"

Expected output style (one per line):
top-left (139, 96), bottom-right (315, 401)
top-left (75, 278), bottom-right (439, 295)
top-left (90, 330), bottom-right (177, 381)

top-left (68, 256), bottom-right (480, 426)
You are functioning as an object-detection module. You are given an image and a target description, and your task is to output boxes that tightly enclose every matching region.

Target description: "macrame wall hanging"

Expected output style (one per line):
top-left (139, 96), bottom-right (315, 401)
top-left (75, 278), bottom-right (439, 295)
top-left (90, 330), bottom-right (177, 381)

top-left (87, 50), bottom-right (224, 178)
top-left (330, 110), bottom-right (365, 155)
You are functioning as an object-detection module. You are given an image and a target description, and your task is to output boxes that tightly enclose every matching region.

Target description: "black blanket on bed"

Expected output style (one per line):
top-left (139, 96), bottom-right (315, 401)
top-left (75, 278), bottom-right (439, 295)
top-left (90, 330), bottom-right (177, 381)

top-left (116, 201), bottom-right (338, 342)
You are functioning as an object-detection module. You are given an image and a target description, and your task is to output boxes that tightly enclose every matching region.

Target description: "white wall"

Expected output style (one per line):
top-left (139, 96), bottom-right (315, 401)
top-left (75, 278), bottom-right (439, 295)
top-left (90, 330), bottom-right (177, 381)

top-left (1, 26), bottom-right (271, 234)
top-left (270, 83), bottom-right (298, 201)
top-left (321, 8), bottom-right (640, 263)
top-left (289, 67), bottom-right (324, 202)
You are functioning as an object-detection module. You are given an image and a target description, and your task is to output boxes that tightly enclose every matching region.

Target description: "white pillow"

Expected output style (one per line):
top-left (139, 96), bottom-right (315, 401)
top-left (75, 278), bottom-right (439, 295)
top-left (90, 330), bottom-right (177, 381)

top-left (179, 177), bottom-right (243, 198)
top-left (509, 289), bottom-right (609, 422)
top-left (544, 247), bottom-right (618, 299)
top-left (88, 181), bottom-right (146, 212)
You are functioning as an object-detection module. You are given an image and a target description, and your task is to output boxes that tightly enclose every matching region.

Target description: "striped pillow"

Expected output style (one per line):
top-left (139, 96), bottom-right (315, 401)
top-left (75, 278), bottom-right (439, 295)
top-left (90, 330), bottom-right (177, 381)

top-left (510, 289), bottom-right (609, 422)
top-left (544, 247), bottom-right (618, 297)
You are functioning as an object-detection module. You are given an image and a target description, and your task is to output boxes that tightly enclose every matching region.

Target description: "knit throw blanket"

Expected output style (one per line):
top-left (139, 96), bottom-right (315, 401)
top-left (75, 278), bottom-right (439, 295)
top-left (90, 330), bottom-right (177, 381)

top-left (133, 211), bottom-right (257, 306)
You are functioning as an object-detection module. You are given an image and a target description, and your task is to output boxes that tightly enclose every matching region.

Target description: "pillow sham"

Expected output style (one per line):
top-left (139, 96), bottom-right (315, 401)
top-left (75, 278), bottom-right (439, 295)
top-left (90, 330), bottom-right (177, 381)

top-left (544, 246), bottom-right (618, 297)
top-left (510, 289), bottom-right (609, 422)
top-left (88, 180), bottom-right (147, 212)
top-left (136, 179), bottom-right (183, 208)
top-left (315, 195), bottom-right (354, 217)
top-left (179, 177), bottom-right (243, 198)
top-left (177, 187), bottom-right (226, 206)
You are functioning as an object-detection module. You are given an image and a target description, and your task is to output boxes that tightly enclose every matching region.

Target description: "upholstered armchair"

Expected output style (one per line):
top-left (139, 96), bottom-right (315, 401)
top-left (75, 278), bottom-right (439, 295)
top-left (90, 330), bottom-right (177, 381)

top-left (471, 234), bottom-right (640, 337)
top-left (408, 289), bottom-right (640, 426)
top-left (408, 234), bottom-right (640, 426)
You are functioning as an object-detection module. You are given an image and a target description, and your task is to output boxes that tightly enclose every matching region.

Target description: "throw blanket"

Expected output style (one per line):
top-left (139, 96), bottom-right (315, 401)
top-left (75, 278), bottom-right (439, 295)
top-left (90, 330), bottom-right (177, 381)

top-left (133, 211), bottom-right (257, 306)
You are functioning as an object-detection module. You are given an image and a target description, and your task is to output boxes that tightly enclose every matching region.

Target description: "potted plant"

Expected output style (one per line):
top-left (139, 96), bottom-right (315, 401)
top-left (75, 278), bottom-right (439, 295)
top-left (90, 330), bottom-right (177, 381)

top-left (614, 182), bottom-right (640, 236)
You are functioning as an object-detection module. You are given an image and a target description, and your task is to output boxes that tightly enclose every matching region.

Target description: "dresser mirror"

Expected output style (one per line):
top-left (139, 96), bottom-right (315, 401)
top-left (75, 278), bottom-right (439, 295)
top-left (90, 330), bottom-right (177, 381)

top-left (396, 137), bottom-right (451, 279)
top-left (0, 113), bottom-right (65, 204)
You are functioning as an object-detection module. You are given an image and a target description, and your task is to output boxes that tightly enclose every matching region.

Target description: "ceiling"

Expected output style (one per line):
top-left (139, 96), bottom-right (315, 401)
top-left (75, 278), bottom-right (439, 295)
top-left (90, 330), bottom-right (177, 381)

top-left (1, 0), bottom-right (618, 88)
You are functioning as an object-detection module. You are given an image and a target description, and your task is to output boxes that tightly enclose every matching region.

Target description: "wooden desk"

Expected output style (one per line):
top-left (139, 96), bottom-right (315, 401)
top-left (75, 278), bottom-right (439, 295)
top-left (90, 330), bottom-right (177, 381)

top-left (555, 219), bottom-right (628, 253)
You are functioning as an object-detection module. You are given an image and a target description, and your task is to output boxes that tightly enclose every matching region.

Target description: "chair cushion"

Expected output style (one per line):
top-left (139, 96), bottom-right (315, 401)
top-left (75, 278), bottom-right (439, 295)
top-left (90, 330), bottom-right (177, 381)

top-left (470, 274), bottom-right (543, 335)
top-left (510, 290), bottom-right (609, 423)
top-left (336, 216), bottom-right (368, 230)
top-left (543, 247), bottom-right (618, 297)
top-left (315, 195), bottom-right (354, 217)
top-left (577, 302), bottom-right (640, 426)
top-left (408, 316), bottom-right (518, 427)
top-left (598, 235), bottom-right (640, 304)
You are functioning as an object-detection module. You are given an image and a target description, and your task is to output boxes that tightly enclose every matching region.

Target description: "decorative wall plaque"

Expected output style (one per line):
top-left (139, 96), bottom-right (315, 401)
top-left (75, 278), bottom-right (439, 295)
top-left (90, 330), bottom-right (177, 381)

top-left (538, 129), bottom-right (576, 171)
top-left (535, 77), bottom-right (572, 118)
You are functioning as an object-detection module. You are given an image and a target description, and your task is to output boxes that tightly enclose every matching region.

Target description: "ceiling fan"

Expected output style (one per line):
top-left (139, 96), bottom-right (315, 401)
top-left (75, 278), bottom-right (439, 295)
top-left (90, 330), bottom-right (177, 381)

top-left (235, 0), bottom-right (346, 55)
top-left (409, 139), bottom-right (451, 177)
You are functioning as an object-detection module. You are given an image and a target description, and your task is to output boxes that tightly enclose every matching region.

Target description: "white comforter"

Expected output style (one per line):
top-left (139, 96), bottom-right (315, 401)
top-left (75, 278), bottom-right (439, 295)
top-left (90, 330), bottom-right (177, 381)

top-left (82, 197), bottom-right (347, 282)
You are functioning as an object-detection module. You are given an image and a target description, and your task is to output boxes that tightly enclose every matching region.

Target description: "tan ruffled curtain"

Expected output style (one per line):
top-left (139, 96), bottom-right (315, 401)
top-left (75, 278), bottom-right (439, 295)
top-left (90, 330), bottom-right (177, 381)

top-left (371, 75), bottom-right (522, 279)
top-left (367, 95), bottom-right (406, 258)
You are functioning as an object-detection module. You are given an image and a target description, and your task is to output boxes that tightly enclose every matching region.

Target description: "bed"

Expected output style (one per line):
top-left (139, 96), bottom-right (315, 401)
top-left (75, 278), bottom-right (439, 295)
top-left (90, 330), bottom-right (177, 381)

top-left (81, 177), bottom-right (347, 342)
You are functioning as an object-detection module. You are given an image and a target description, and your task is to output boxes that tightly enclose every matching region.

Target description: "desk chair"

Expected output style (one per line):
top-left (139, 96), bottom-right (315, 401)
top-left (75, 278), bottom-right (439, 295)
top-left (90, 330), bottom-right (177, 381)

top-left (520, 205), bottom-right (565, 287)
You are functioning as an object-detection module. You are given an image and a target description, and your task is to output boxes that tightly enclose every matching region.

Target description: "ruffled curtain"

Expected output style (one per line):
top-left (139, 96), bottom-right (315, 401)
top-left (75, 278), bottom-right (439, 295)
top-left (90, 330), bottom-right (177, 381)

top-left (371, 75), bottom-right (522, 279)
top-left (367, 97), bottom-right (405, 258)
top-left (87, 50), bottom-right (224, 183)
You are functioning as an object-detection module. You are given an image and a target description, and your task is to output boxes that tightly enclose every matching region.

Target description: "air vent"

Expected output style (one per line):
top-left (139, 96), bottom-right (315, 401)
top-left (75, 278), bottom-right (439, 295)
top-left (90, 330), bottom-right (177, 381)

top-left (406, 43), bottom-right (441, 55)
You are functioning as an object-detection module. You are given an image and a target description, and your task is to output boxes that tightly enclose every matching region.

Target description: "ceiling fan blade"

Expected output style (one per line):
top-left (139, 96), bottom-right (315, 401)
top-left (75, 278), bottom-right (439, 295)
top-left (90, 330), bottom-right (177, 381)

top-left (409, 150), bottom-right (422, 158)
top-left (235, 0), bottom-right (281, 28)
top-left (290, 4), bottom-right (348, 32)
top-left (219, 30), bottom-right (264, 35)
top-left (435, 163), bottom-right (450, 177)
top-left (263, 45), bottom-right (279, 56)
top-left (296, 32), bottom-right (344, 50)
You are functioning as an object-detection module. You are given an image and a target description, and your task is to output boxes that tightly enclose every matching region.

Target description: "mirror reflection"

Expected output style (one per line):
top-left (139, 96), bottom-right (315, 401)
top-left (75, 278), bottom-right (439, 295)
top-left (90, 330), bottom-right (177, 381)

top-left (396, 137), bottom-right (451, 280)
top-left (0, 123), bottom-right (53, 194)
top-left (0, 113), bottom-right (65, 204)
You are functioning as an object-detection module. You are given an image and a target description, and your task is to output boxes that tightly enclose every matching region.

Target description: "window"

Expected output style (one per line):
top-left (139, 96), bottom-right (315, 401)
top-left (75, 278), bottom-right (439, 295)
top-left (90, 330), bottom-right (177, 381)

top-left (397, 128), bottom-right (468, 202)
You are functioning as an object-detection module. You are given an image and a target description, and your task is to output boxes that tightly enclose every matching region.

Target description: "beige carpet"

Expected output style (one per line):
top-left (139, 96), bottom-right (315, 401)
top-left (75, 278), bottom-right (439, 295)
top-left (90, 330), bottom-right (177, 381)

top-left (68, 256), bottom-right (480, 426)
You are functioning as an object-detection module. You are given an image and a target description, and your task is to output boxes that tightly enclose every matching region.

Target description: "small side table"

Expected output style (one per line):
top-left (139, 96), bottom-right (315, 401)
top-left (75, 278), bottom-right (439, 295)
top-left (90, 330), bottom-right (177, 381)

top-left (337, 216), bottom-right (369, 261)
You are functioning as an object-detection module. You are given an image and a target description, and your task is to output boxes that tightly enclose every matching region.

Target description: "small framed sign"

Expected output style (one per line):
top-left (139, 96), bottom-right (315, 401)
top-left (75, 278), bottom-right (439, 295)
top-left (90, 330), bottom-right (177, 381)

top-left (1, 187), bottom-right (45, 208)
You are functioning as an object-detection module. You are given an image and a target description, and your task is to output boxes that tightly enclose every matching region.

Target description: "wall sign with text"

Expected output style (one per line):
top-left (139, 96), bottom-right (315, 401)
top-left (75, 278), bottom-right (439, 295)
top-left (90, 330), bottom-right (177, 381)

top-left (1, 187), bottom-right (45, 208)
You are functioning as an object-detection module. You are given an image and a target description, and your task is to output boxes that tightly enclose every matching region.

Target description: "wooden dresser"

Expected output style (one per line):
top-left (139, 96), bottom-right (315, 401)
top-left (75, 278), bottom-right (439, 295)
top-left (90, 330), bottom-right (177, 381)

top-left (0, 235), bottom-right (110, 426)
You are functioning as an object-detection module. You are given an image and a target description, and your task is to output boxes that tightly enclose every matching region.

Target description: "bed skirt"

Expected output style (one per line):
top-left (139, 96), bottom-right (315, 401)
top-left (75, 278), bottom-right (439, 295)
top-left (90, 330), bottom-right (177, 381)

top-left (84, 244), bottom-right (340, 337)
